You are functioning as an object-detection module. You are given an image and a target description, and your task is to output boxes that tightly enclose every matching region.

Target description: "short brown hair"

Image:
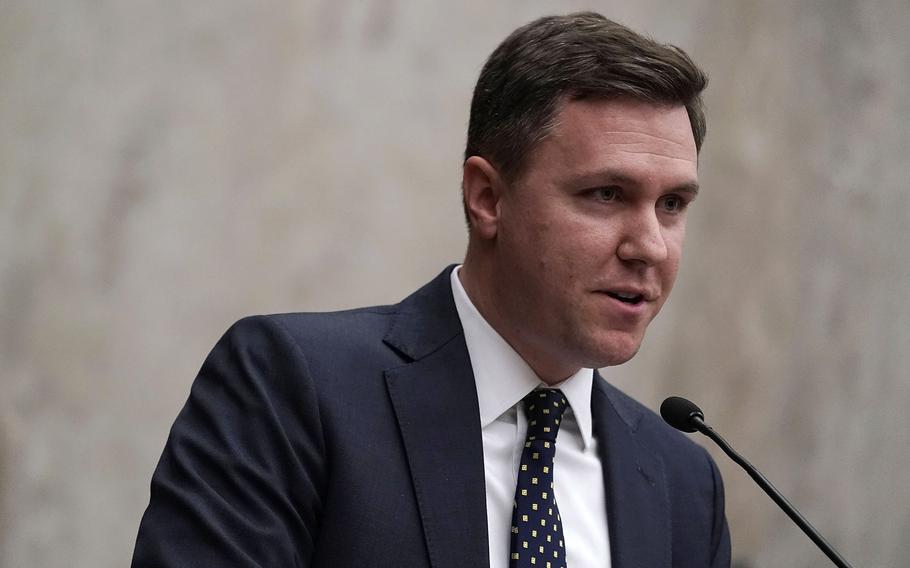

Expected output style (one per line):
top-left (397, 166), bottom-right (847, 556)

top-left (465, 12), bottom-right (708, 185)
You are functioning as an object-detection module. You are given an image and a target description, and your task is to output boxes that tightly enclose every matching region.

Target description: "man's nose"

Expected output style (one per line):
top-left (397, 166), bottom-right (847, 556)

top-left (616, 209), bottom-right (668, 265)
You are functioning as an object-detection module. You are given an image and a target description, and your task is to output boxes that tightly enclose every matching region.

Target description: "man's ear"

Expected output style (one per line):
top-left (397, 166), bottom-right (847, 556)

top-left (462, 156), bottom-right (505, 240)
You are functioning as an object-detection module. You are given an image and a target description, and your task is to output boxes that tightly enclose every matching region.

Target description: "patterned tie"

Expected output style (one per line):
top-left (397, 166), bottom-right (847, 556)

top-left (509, 388), bottom-right (569, 568)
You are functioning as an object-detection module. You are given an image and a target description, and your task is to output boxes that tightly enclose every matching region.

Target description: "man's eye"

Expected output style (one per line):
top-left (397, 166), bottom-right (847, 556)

top-left (660, 195), bottom-right (687, 213)
top-left (595, 187), bottom-right (619, 201)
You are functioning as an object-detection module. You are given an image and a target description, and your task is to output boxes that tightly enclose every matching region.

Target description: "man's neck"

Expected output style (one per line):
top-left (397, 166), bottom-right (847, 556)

top-left (457, 260), bottom-right (579, 385)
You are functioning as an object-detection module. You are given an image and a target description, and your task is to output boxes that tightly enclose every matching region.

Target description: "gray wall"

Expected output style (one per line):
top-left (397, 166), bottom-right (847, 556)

top-left (2, 1), bottom-right (908, 566)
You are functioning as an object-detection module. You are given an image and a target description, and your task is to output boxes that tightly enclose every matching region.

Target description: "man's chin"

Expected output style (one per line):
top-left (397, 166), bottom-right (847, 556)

top-left (582, 331), bottom-right (645, 368)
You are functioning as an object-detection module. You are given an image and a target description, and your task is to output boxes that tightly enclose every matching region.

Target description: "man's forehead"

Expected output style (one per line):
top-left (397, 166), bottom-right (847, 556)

top-left (515, 99), bottom-right (698, 184)
top-left (552, 98), bottom-right (696, 154)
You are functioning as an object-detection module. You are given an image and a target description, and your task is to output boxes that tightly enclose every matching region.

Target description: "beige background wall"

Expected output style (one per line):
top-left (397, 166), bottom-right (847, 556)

top-left (2, 1), bottom-right (908, 566)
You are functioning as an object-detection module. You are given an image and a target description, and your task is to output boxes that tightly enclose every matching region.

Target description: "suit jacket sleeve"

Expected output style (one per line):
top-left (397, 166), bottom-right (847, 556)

top-left (132, 316), bottom-right (326, 567)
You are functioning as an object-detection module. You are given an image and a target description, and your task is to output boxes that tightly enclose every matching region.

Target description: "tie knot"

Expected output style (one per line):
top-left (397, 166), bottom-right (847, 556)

top-left (523, 389), bottom-right (568, 442)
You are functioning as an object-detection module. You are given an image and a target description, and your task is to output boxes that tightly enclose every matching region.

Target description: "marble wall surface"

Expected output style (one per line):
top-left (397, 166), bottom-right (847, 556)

top-left (2, 1), bottom-right (908, 566)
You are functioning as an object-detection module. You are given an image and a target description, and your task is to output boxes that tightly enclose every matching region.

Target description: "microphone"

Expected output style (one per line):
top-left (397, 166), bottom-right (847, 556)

top-left (660, 396), bottom-right (855, 568)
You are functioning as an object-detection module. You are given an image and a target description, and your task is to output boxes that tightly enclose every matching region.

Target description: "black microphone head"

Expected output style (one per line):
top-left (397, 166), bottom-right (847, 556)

top-left (660, 396), bottom-right (705, 433)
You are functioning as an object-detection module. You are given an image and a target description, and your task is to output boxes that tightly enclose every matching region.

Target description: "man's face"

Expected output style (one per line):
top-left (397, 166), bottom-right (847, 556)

top-left (489, 98), bottom-right (698, 378)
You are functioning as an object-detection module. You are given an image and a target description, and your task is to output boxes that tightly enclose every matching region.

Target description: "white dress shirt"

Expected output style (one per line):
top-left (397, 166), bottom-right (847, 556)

top-left (451, 267), bottom-right (611, 568)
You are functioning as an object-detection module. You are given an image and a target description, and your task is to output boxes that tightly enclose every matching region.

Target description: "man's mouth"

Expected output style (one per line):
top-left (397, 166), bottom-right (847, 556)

top-left (604, 291), bottom-right (645, 305)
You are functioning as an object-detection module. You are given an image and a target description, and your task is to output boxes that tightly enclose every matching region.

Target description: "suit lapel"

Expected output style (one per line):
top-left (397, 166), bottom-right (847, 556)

top-left (592, 376), bottom-right (671, 568)
top-left (383, 267), bottom-right (490, 568)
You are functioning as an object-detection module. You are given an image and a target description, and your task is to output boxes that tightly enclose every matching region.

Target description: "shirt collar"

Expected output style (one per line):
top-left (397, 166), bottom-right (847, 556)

top-left (451, 266), bottom-right (595, 449)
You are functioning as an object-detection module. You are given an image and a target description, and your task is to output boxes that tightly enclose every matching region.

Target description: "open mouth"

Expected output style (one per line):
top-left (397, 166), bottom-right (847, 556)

top-left (605, 291), bottom-right (644, 305)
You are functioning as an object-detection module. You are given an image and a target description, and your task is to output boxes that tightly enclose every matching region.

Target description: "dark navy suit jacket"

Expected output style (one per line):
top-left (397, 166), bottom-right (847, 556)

top-left (133, 266), bottom-right (731, 567)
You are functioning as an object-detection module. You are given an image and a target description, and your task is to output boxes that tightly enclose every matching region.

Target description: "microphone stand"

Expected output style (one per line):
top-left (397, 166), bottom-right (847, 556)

top-left (690, 416), bottom-right (855, 568)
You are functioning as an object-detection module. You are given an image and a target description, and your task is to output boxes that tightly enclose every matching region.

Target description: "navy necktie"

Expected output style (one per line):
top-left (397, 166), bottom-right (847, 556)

top-left (509, 388), bottom-right (569, 568)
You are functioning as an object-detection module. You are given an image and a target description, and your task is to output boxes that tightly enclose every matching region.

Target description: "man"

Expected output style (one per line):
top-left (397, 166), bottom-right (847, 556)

top-left (133, 12), bottom-right (731, 568)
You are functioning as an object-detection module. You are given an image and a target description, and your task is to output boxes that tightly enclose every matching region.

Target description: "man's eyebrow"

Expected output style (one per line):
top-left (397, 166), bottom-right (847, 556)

top-left (672, 181), bottom-right (700, 196)
top-left (564, 170), bottom-right (700, 195)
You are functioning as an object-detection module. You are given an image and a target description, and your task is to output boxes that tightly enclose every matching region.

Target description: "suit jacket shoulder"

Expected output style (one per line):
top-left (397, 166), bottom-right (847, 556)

top-left (133, 267), bottom-right (489, 568)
